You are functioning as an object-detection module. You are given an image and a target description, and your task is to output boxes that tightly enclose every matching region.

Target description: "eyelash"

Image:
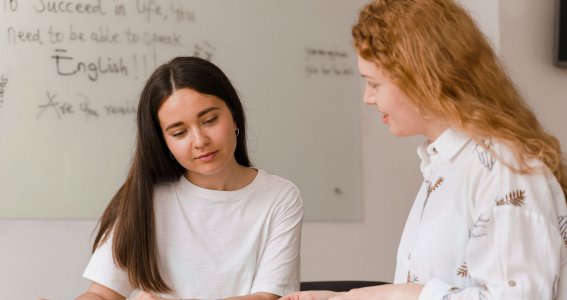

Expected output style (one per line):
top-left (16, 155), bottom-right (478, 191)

top-left (169, 116), bottom-right (218, 138)
top-left (172, 130), bottom-right (186, 137)
top-left (367, 82), bottom-right (379, 89)
top-left (202, 116), bottom-right (218, 125)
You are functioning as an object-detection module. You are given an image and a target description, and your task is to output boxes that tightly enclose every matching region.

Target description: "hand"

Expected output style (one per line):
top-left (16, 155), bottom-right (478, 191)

top-left (279, 290), bottom-right (342, 300)
top-left (329, 284), bottom-right (422, 300)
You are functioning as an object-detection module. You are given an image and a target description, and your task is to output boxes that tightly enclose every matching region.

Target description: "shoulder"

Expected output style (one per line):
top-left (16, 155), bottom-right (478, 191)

top-left (154, 178), bottom-right (180, 197)
top-left (152, 178), bottom-right (184, 211)
top-left (465, 137), bottom-right (565, 218)
top-left (257, 169), bottom-right (302, 196)
top-left (461, 137), bottom-right (542, 177)
top-left (255, 169), bottom-right (304, 211)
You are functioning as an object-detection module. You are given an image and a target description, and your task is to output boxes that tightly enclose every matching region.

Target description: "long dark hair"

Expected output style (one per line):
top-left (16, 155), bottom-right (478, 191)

top-left (92, 57), bottom-right (252, 293)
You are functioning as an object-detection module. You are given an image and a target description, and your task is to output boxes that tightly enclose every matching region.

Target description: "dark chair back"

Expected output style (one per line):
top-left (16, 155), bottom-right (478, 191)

top-left (300, 281), bottom-right (388, 292)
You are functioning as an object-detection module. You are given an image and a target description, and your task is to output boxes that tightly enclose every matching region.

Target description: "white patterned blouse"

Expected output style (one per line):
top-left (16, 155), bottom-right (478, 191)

top-left (394, 128), bottom-right (567, 299)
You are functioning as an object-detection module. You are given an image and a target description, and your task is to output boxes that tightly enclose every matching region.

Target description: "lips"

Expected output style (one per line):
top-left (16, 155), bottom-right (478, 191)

top-left (196, 150), bottom-right (218, 161)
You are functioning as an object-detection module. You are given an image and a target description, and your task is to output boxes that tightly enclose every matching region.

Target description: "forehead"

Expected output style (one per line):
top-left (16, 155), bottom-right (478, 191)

top-left (356, 55), bottom-right (387, 79)
top-left (159, 88), bottom-right (225, 112)
top-left (157, 88), bottom-right (229, 122)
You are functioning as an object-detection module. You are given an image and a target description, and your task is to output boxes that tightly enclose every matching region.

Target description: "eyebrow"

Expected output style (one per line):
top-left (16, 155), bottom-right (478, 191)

top-left (197, 106), bottom-right (220, 118)
top-left (164, 106), bottom-right (220, 131)
top-left (165, 121), bottom-right (184, 131)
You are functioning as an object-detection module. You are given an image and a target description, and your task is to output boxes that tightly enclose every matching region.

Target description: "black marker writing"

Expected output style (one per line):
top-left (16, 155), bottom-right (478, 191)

top-left (304, 47), bottom-right (354, 77)
top-left (305, 48), bottom-right (349, 61)
top-left (36, 91), bottom-right (74, 120)
top-left (3, 0), bottom-right (19, 12)
top-left (114, 2), bottom-right (126, 16)
top-left (90, 26), bottom-right (121, 44)
top-left (51, 49), bottom-right (128, 81)
top-left (47, 26), bottom-right (64, 43)
top-left (0, 72), bottom-right (8, 109)
top-left (193, 41), bottom-right (215, 61)
top-left (78, 93), bottom-right (99, 120)
top-left (136, 0), bottom-right (167, 22)
top-left (170, 2), bottom-right (196, 23)
top-left (7, 26), bottom-right (44, 45)
top-left (142, 31), bottom-right (182, 47)
top-left (33, 0), bottom-right (107, 15)
top-left (104, 101), bottom-right (136, 115)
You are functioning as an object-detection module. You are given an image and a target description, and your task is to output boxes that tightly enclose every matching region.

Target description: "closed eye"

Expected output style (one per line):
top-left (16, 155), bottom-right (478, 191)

top-left (367, 81), bottom-right (379, 89)
top-left (171, 129), bottom-right (186, 137)
top-left (202, 116), bottom-right (218, 125)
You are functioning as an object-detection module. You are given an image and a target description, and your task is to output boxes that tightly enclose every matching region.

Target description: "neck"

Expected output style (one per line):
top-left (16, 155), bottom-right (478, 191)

top-left (424, 122), bottom-right (450, 143)
top-left (185, 161), bottom-right (257, 191)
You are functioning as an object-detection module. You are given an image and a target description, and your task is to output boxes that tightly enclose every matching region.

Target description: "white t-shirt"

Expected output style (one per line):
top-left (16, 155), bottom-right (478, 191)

top-left (395, 128), bottom-right (567, 299)
top-left (83, 169), bottom-right (303, 299)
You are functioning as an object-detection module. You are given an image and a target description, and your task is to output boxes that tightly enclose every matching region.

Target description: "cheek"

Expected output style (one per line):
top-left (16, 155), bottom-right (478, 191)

top-left (165, 137), bottom-right (188, 156)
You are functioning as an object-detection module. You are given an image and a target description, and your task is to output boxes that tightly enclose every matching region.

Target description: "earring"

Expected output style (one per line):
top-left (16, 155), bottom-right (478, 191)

top-left (235, 128), bottom-right (240, 137)
top-left (169, 152), bottom-right (175, 160)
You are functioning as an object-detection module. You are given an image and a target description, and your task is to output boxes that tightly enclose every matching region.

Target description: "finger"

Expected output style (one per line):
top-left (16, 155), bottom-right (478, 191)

top-left (285, 292), bottom-right (301, 300)
top-left (329, 292), bottom-right (351, 300)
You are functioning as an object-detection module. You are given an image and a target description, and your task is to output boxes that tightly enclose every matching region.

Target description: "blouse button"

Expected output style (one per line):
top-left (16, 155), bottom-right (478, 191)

top-left (508, 280), bottom-right (516, 287)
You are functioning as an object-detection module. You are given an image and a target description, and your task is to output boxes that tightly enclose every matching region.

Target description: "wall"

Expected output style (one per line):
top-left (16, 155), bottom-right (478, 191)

top-left (4, 0), bottom-right (566, 299)
top-left (499, 0), bottom-right (567, 146)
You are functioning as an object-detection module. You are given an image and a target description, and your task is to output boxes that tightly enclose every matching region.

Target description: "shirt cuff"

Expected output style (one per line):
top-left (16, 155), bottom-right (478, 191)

top-left (418, 278), bottom-right (454, 300)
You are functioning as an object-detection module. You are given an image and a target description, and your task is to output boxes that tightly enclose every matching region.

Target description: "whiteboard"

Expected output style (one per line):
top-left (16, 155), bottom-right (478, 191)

top-left (0, 0), bottom-right (363, 221)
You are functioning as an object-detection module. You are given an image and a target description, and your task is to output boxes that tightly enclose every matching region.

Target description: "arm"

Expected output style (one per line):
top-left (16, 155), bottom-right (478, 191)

top-left (130, 291), bottom-right (279, 300)
top-left (279, 284), bottom-right (422, 300)
top-left (279, 290), bottom-right (342, 300)
top-left (224, 291), bottom-right (279, 300)
top-left (75, 282), bottom-right (126, 300)
top-left (330, 284), bottom-right (422, 300)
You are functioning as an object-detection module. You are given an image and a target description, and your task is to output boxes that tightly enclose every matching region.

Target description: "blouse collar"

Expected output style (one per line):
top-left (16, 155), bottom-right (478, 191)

top-left (417, 128), bottom-right (471, 180)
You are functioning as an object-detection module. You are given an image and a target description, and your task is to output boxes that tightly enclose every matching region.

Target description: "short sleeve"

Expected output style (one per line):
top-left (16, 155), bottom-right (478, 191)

top-left (250, 184), bottom-right (304, 296)
top-left (83, 236), bottom-right (134, 297)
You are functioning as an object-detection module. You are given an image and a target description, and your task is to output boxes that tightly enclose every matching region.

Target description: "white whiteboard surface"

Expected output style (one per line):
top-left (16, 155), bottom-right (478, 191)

top-left (0, 0), bottom-right (363, 221)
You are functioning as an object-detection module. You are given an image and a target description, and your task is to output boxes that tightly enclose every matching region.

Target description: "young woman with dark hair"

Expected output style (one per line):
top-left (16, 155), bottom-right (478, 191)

top-left (76, 57), bottom-right (303, 300)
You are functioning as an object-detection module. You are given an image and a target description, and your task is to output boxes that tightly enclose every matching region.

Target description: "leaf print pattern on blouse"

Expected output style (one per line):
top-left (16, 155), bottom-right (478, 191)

top-left (495, 190), bottom-right (526, 207)
top-left (457, 262), bottom-right (469, 278)
top-left (429, 177), bottom-right (444, 194)
top-left (442, 287), bottom-right (462, 300)
top-left (421, 177), bottom-right (444, 219)
top-left (479, 284), bottom-right (489, 300)
top-left (406, 270), bottom-right (419, 284)
top-left (559, 216), bottom-right (567, 247)
top-left (474, 138), bottom-right (495, 171)
top-left (469, 214), bottom-right (491, 238)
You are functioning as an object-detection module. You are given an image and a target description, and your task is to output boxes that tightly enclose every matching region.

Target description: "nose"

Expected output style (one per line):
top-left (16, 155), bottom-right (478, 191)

top-left (192, 128), bottom-right (210, 148)
top-left (363, 85), bottom-right (376, 105)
